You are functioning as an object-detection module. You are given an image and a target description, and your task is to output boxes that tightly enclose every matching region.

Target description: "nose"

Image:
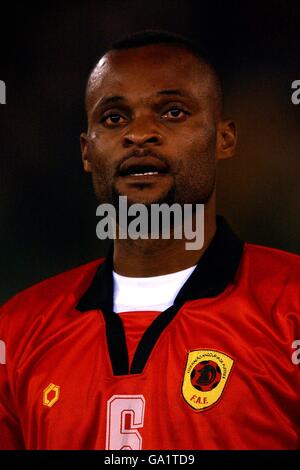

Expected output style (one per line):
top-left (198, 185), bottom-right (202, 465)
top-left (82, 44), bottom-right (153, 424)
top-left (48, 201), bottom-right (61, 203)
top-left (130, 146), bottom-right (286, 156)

top-left (122, 116), bottom-right (163, 147)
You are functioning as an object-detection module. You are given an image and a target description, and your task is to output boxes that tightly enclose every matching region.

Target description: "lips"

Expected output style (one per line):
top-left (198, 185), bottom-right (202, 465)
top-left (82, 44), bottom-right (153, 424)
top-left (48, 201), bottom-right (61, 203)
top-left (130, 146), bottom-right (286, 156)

top-left (119, 157), bottom-right (168, 177)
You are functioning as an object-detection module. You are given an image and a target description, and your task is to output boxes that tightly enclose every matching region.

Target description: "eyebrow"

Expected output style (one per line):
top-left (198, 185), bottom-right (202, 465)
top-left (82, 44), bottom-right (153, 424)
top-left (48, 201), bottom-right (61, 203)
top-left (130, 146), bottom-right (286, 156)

top-left (96, 95), bottom-right (125, 108)
top-left (93, 88), bottom-right (196, 114)
top-left (155, 89), bottom-right (200, 108)
top-left (156, 89), bottom-right (186, 97)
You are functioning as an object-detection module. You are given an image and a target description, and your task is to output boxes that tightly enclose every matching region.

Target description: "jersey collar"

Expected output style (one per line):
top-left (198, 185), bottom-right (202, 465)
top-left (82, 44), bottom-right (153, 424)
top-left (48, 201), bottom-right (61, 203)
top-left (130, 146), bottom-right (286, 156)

top-left (77, 215), bottom-right (244, 313)
top-left (77, 215), bottom-right (244, 375)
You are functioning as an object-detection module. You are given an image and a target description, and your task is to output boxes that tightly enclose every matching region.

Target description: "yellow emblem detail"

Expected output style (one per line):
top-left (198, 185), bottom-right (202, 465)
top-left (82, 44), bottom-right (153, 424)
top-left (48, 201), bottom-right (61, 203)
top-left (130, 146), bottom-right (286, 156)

top-left (43, 383), bottom-right (60, 408)
top-left (182, 349), bottom-right (234, 411)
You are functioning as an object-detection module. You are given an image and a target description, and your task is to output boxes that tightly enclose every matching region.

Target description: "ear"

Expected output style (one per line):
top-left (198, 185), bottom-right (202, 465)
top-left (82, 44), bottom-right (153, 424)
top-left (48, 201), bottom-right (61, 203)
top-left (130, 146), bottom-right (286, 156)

top-left (80, 132), bottom-right (92, 172)
top-left (216, 119), bottom-right (237, 160)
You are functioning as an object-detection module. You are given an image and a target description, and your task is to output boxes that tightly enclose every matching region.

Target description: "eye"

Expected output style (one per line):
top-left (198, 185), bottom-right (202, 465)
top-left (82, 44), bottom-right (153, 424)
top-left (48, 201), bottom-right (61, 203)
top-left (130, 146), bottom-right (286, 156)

top-left (161, 107), bottom-right (189, 121)
top-left (100, 113), bottom-right (127, 126)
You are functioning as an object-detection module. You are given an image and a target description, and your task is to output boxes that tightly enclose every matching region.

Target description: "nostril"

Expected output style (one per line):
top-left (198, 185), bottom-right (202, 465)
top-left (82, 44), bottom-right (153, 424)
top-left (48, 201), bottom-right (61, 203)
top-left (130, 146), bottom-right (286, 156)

top-left (123, 136), bottom-right (135, 146)
top-left (147, 136), bottom-right (159, 144)
top-left (123, 134), bottom-right (161, 146)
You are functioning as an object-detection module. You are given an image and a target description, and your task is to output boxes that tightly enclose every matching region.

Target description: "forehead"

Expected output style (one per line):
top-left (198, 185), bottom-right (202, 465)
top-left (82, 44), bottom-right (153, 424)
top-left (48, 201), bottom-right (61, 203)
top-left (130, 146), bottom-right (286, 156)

top-left (86, 44), bottom-right (212, 111)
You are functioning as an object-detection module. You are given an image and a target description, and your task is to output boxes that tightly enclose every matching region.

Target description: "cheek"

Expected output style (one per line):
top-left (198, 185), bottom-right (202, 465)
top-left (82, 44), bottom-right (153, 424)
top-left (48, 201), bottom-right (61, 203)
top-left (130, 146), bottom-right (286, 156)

top-left (173, 127), bottom-right (217, 187)
top-left (182, 127), bottom-right (216, 166)
top-left (178, 118), bottom-right (216, 151)
top-left (89, 131), bottom-right (120, 170)
top-left (88, 138), bottom-right (109, 172)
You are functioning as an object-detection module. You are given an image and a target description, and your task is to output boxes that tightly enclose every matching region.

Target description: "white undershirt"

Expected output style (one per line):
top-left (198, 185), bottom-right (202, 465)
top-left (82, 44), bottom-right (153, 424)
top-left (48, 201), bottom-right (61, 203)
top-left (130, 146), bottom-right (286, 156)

top-left (113, 265), bottom-right (197, 313)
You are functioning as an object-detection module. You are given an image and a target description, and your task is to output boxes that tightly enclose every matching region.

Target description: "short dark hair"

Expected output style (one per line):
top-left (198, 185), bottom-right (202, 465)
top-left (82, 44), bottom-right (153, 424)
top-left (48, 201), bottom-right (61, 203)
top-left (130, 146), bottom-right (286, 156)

top-left (110, 29), bottom-right (210, 63)
top-left (86, 29), bottom-right (223, 116)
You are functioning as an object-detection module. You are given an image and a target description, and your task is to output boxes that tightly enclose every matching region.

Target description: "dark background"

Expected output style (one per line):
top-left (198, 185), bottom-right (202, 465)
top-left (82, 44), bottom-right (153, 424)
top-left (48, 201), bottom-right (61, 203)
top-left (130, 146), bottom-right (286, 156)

top-left (0, 0), bottom-right (299, 304)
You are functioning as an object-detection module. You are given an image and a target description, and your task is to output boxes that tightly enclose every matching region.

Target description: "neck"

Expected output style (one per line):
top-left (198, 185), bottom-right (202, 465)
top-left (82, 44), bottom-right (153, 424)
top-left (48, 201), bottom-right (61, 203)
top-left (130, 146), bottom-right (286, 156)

top-left (113, 194), bottom-right (217, 277)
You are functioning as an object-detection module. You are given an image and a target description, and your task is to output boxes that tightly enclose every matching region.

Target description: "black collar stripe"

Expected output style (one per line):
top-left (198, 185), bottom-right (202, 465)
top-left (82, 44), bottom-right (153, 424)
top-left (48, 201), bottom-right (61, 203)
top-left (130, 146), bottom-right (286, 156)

top-left (76, 216), bottom-right (244, 375)
top-left (101, 309), bottom-right (129, 375)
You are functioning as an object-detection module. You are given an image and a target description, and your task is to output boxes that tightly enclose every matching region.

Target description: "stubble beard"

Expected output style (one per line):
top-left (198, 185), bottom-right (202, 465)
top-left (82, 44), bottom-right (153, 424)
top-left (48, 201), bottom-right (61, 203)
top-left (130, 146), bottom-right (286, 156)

top-left (92, 158), bottom-right (216, 212)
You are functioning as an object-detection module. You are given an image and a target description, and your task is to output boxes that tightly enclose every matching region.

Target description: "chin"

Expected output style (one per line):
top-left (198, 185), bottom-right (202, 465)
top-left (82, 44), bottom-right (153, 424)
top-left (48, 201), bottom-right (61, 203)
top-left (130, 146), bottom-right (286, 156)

top-left (116, 187), bottom-right (175, 207)
top-left (125, 196), bottom-right (166, 207)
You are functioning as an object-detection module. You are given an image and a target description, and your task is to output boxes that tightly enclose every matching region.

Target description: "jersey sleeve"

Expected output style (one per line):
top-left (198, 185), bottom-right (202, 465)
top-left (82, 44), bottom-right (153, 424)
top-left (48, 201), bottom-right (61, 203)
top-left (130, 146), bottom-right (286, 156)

top-left (0, 303), bottom-right (25, 449)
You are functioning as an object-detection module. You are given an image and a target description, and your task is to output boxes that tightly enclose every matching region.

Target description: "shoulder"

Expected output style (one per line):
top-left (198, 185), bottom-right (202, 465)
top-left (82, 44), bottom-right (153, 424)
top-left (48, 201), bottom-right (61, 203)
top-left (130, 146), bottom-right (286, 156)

top-left (0, 258), bottom-right (104, 329)
top-left (243, 242), bottom-right (300, 277)
top-left (241, 242), bottom-right (300, 309)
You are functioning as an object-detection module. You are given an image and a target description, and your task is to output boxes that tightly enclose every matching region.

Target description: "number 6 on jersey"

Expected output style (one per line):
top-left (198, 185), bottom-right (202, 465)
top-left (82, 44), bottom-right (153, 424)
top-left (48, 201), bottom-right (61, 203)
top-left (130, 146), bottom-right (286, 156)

top-left (106, 395), bottom-right (145, 450)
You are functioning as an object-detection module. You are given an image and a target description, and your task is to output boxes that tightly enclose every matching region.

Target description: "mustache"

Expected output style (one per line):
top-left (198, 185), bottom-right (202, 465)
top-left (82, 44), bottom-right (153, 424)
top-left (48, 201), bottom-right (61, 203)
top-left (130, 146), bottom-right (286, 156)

top-left (115, 149), bottom-right (171, 175)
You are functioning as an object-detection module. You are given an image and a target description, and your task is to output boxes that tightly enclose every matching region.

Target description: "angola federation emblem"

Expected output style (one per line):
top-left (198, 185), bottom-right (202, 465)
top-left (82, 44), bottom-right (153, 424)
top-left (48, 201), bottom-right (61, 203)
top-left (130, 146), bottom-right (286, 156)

top-left (182, 349), bottom-right (234, 411)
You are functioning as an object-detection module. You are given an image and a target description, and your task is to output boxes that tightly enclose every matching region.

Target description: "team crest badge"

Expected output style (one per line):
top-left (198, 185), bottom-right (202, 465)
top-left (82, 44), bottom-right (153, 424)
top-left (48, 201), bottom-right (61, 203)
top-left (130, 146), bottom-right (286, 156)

top-left (182, 349), bottom-right (234, 411)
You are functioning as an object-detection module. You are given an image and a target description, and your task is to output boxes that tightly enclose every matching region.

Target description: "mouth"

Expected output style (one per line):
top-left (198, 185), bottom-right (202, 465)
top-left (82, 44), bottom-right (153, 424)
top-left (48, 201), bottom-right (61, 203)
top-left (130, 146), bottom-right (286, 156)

top-left (119, 158), bottom-right (168, 178)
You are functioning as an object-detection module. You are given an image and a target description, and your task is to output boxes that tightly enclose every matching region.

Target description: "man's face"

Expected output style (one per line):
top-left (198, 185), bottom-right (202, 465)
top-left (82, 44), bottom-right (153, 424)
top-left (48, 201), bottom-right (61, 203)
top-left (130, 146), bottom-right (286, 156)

top-left (81, 44), bottom-right (225, 208)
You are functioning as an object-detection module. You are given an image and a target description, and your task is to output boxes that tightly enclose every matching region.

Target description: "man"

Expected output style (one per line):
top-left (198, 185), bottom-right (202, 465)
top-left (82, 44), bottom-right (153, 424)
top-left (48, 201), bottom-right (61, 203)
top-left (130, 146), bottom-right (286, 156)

top-left (0, 30), bottom-right (299, 450)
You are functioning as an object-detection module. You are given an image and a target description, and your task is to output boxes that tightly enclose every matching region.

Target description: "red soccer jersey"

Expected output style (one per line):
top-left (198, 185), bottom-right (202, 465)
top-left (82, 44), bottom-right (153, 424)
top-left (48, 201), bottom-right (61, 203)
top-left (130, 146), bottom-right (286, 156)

top-left (0, 217), bottom-right (299, 450)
